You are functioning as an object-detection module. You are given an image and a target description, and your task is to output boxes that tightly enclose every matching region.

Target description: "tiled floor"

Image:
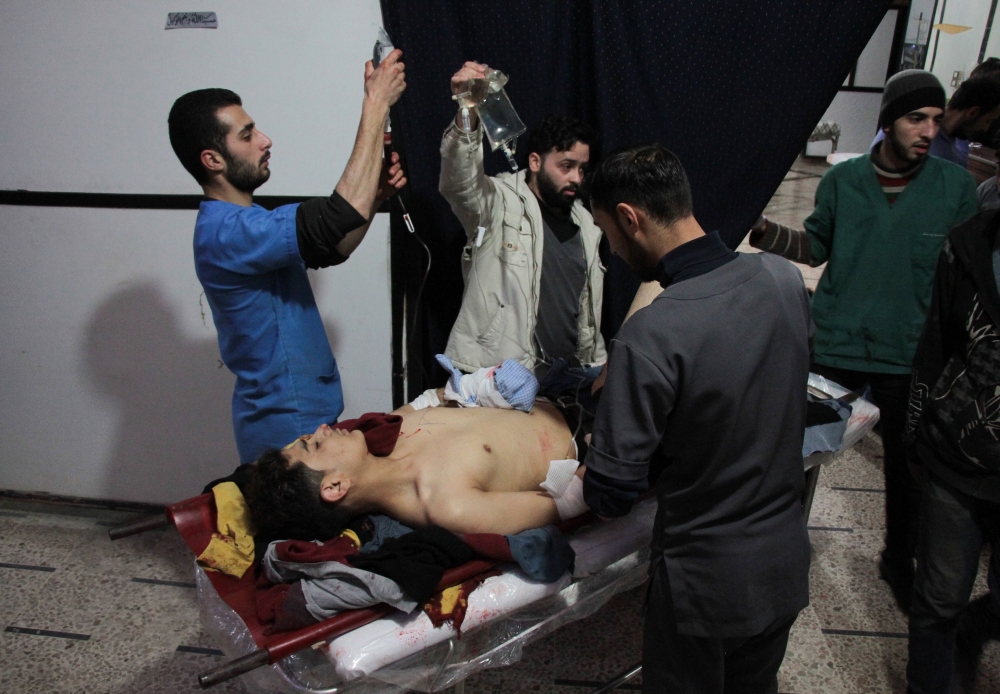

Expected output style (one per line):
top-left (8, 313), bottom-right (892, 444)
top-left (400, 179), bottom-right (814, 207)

top-left (2, 159), bottom-right (998, 693)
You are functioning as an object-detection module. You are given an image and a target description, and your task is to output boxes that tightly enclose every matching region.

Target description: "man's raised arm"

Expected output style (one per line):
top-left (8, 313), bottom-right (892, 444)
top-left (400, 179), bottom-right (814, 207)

top-left (296, 50), bottom-right (407, 268)
top-left (439, 61), bottom-right (500, 240)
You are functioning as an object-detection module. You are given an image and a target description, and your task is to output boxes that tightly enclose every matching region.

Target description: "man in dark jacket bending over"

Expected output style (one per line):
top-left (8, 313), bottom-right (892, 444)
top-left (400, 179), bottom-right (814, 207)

top-left (583, 145), bottom-right (813, 693)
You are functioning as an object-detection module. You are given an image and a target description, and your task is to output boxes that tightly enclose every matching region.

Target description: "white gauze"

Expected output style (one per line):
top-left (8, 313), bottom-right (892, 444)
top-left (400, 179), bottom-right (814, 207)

top-left (540, 459), bottom-right (580, 497)
top-left (408, 388), bottom-right (441, 411)
top-left (552, 474), bottom-right (588, 521)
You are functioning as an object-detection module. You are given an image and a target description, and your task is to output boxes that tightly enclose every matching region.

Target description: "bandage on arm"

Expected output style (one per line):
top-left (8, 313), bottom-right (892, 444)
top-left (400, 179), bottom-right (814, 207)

top-left (552, 474), bottom-right (588, 521)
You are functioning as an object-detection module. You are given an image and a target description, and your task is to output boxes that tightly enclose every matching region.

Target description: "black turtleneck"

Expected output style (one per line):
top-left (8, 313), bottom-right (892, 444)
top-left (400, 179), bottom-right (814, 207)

top-left (656, 231), bottom-right (737, 289)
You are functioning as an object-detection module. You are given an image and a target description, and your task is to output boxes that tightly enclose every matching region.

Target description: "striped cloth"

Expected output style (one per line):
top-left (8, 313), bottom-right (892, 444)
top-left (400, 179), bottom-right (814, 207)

top-left (871, 154), bottom-right (922, 204)
top-left (749, 152), bottom-right (926, 262)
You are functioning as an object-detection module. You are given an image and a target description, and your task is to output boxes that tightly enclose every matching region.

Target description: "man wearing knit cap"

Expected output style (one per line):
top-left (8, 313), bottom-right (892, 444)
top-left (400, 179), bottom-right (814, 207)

top-left (748, 69), bottom-right (977, 613)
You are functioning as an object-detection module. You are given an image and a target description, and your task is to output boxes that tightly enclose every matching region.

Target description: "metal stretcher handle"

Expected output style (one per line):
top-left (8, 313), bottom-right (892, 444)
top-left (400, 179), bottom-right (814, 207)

top-left (198, 650), bottom-right (271, 689)
top-left (590, 660), bottom-right (643, 693)
top-left (107, 512), bottom-right (172, 540)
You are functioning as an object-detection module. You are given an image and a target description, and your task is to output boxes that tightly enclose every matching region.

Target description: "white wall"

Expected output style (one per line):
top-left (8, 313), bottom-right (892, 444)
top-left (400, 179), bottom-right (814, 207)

top-left (816, 92), bottom-right (883, 154)
top-left (813, 10), bottom-right (897, 154)
top-left (926, 0), bottom-right (994, 93)
top-left (0, 1), bottom-right (393, 503)
top-left (0, 1), bottom-right (386, 195)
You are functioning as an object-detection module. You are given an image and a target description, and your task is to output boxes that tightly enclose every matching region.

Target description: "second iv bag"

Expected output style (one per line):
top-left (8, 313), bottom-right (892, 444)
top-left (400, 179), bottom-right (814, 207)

top-left (454, 69), bottom-right (526, 171)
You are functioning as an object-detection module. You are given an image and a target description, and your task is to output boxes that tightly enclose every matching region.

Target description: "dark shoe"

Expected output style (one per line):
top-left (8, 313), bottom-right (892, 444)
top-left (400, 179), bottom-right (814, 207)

top-left (954, 594), bottom-right (1000, 689)
top-left (879, 551), bottom-right (914, 613)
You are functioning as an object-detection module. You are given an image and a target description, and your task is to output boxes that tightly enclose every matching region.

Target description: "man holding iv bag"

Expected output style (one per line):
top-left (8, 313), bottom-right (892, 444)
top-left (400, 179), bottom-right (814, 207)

top-left (438, 62), bottom-right (607, 390)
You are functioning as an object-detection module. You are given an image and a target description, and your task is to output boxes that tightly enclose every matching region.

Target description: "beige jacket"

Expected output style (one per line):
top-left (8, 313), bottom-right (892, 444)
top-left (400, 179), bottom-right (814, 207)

top-left (439, 123), bottom-right (607, 372)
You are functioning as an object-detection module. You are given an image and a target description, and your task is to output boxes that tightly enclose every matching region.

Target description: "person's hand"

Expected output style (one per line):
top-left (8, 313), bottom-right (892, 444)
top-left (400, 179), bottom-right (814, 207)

top-left (376, 152), bottom-right (406, 200)
top-left (365, 49), bottom-right (406, 109)
top-left (450, 61), bottom-right (488, 96)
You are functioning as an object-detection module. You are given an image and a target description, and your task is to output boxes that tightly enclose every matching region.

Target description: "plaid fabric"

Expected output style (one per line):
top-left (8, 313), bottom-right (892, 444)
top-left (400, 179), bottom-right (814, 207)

top-left (435, 354), bottom-right (538, 412)
top-left (492, 359), bottom-right (539, 412)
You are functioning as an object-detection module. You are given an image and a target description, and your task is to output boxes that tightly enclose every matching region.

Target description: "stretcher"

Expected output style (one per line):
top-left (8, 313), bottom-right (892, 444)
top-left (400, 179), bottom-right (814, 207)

top-left (109, 374), bottom-right (878, 693)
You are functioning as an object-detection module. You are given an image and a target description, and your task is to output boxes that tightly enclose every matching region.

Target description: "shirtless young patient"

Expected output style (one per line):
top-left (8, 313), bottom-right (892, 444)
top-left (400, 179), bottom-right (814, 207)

top-left (244, 400), bottom-right (585, 542)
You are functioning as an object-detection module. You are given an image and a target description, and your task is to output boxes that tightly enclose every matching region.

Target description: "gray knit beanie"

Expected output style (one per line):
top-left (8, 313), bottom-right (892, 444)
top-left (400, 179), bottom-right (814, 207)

top-left (879, 69), bottom-right (946, 128)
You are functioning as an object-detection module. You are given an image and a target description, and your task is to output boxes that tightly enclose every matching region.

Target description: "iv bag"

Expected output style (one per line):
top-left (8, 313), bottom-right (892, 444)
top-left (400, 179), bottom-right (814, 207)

top-left (373, 27), bottom-right (394, 66)
top-left (454, 69), bottom-right (526, 156)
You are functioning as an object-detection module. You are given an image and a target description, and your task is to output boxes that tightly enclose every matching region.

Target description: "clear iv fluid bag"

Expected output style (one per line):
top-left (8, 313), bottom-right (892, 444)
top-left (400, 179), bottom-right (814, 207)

top-left (479, 90), bottom-right (526, 153)
top-left (455, 70), bottom-right (526, 156)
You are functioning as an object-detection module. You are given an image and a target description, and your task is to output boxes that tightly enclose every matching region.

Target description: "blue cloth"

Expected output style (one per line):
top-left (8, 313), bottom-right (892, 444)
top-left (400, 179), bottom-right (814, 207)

top-left (360, 515), bottom-right (413, 554)
top-left (870, 128), bottom-right (969, 168)
top-left (801, 397), bottom-right (852, 457)
top-left (194, 200), bottom-right (344, 464)
top-left (505, 526), bottom-right (575, 582)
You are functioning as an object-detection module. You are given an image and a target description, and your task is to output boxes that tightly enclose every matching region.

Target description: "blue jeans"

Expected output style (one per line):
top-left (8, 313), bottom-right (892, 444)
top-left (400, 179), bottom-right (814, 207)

top-left (907, 473), bottom-right (1000, 694)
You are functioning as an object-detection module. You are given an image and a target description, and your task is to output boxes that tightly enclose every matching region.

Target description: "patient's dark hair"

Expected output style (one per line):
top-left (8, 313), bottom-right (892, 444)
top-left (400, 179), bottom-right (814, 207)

top-left (168, 88), bottom-right (242, 184)
top-left (589, 143), bottom-right (693, 227)
top-left (244, 448), bottom-right (355, 542)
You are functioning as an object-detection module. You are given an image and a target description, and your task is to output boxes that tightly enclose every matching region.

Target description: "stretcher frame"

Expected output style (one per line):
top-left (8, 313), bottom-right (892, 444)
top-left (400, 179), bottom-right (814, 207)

top-left (108, 374), bottom-right (877, 692)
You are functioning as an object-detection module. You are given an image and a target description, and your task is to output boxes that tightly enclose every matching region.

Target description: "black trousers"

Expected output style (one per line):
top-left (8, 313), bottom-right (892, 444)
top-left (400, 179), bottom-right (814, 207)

top-left (642, 562), bottom-right (797, 694)
top-left (810, 364), bottom-right (918, 563)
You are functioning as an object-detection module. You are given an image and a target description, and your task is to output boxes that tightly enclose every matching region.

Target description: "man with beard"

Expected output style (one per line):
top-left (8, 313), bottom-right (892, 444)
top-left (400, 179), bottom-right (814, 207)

top-left (748, 69), bottom-right (978, 612)
top-left (439, 62), bottom-right (605, 379)
top-left (584, 145), bottom-right (813, 693)
top-left (871, 73), bottom-right (1000, 168)
top-left (167, 50), bottom-right (406, 464)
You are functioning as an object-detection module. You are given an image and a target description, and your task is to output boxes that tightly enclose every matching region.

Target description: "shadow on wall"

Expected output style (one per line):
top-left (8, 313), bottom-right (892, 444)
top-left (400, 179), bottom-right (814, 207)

top-left (85, 282), bottom-right (238, 504)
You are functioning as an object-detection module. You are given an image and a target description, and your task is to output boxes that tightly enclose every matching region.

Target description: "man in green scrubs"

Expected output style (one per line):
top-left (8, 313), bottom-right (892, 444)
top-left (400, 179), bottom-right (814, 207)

top-left (749, 69), bottom-right (977, 612)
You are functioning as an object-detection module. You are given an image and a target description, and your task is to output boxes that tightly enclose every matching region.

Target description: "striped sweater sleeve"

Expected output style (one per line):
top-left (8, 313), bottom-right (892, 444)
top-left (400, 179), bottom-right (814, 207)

top-left (749, 219), bottom-right (813, 266)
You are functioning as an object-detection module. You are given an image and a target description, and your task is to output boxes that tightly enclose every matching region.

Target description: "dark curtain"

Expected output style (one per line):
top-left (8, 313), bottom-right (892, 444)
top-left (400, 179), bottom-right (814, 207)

top-left (380, 0), bottom-right (890, 403)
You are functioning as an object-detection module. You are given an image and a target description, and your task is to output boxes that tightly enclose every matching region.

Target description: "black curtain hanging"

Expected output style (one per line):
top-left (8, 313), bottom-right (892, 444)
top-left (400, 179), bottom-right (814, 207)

top-left (380, 0), bottom-right (891, 404)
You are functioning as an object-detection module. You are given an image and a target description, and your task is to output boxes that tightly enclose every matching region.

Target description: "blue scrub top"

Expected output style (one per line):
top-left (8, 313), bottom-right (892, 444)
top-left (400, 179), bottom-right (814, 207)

top-left (194, 200), bottom-right (344, 464)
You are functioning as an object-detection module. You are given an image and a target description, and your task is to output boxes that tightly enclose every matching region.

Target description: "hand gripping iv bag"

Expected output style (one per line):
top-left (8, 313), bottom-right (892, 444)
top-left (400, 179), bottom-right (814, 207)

top-left (454, 69), bottom-right (526, 171)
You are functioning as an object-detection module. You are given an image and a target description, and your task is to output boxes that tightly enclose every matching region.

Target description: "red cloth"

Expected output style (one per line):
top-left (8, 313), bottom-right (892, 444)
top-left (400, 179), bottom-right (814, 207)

top-left (255, 573), bottom-right (293, 626)
top-left (274, 536), bottom-right (358, 564)
top-left (461, 533), bottom-right (514, 562)
top-left (333, 412), bottom-right (403, 456)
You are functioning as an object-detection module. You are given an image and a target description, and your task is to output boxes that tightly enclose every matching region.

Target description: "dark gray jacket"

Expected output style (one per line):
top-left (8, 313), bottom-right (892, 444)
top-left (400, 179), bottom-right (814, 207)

top-left (586, 252), bottom-right (812, 638)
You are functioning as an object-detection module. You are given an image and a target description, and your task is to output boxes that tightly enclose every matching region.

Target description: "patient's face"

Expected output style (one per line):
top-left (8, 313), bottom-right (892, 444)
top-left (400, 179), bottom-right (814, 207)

top-left (283, 423), bottom-right (368, 473)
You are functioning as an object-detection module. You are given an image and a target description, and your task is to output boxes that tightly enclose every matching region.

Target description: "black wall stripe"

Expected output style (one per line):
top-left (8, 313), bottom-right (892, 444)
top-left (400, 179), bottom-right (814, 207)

top-left (0, 190), bottom-right (393, 212)
top-left (0, 190), bottom-right (307, 211)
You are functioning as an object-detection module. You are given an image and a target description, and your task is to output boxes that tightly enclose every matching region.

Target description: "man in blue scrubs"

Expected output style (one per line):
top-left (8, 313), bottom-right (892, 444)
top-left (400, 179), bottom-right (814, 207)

top-left (168, 51), bottom-right (406, 463)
